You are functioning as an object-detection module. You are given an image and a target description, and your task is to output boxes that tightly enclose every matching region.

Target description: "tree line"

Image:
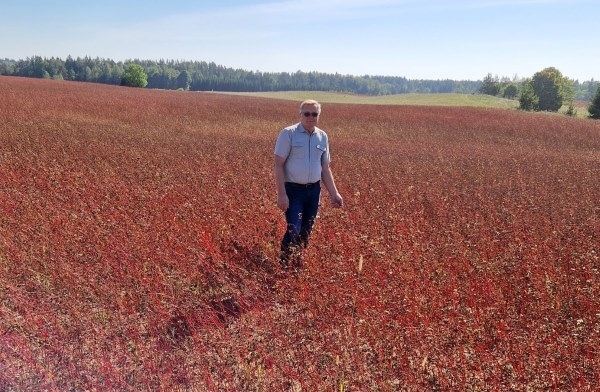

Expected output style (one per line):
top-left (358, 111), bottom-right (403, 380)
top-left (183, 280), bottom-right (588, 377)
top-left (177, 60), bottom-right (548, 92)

top-left (1, 56), bottom-right (598, 117)
top-left (479, 68), bottom-right (600, 118)
top-left (1, 55), bottom-right (481, 95)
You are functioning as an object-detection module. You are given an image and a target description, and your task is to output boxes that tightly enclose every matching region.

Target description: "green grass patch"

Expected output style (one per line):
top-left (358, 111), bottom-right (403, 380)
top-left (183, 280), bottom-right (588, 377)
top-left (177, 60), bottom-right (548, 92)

top-left (223, 91), bottom-right (520, 109)
top-left (224, 91), bottom-right (594, 117)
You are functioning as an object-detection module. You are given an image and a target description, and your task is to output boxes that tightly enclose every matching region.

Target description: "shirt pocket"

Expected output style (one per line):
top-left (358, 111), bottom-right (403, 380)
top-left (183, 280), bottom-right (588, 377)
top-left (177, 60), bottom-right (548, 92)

top-left (315, 144), bottom-right (327, 153)
top-left (289, 142), bottom-right (307, 159)
top-left (313, 144), bottom-right (327, 161)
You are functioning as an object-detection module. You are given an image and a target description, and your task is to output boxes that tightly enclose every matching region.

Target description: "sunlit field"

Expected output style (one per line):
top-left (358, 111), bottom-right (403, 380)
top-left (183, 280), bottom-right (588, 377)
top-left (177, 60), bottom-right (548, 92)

top-left (227, 90), bottom-right (591, 117)
top-left (1, 76), bottom-right (599, 391)
top-left (225, 90), bottom-right (521, 109)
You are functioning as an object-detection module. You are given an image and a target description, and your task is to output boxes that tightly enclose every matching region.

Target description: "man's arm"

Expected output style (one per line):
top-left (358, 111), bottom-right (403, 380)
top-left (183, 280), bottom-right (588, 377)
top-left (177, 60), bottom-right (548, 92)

top-left (321, 162), bottom-right (343, 208)
top-left (274, 154), bottom-right (289, 211)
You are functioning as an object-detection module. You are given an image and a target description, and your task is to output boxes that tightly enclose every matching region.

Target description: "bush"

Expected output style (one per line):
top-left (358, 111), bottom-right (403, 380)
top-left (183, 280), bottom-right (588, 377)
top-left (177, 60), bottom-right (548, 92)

top-left (565, 104), bottom-right (577, 117)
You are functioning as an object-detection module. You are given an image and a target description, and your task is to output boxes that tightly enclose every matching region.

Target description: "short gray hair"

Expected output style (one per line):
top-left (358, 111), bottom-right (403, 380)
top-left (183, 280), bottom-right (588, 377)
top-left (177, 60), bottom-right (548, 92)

top-left (299, 99), bottom-right (321, 113)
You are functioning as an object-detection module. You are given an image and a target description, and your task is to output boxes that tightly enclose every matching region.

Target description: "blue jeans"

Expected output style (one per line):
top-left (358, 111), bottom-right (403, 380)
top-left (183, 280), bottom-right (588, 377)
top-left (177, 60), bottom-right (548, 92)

top-left (280, 182), bottom-right (321, 266)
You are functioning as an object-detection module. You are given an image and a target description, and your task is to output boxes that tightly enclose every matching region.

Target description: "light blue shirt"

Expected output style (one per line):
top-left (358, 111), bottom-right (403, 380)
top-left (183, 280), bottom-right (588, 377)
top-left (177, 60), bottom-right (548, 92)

top-left (274, 123), bottom-right (331, 184)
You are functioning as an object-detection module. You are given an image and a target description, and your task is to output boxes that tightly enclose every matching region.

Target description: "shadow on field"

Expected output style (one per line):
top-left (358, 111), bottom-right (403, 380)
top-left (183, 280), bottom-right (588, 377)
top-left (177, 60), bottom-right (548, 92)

top-left (161, 239), bottom-right (291, 347)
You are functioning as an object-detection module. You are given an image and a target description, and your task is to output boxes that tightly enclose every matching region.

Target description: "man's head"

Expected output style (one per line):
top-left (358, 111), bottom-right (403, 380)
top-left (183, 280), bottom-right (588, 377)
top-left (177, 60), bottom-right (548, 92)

top-left (299, 99), bottom-right (321, 132)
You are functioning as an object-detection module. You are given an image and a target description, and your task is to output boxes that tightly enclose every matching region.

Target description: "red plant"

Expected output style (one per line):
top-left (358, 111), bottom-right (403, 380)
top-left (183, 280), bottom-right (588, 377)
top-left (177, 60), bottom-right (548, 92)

top-left (1, 76), bottom-right (599, 390)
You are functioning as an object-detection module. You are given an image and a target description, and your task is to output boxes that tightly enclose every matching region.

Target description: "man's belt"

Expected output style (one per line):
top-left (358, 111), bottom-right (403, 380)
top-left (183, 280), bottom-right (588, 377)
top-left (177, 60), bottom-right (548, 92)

top-left (286, 181), bottom-right (320, 188)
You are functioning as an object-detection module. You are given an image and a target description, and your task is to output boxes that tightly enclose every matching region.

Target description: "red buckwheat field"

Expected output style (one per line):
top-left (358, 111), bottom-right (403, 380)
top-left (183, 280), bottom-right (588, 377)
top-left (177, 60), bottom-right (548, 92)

top-left (1, 76), bottom-right (599, 391)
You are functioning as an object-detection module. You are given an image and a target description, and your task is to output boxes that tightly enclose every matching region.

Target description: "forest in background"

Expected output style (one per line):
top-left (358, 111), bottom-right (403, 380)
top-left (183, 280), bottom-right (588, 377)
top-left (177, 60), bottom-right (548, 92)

top-left (1, 55), bottom-right (597, 101)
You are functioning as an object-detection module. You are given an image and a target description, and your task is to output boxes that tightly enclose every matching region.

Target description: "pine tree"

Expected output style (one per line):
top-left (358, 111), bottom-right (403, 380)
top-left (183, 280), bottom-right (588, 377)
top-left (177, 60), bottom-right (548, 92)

top-left (588, 85), bottom-right (600, 119)
top-left (519, 79), bottom-right (539, 111)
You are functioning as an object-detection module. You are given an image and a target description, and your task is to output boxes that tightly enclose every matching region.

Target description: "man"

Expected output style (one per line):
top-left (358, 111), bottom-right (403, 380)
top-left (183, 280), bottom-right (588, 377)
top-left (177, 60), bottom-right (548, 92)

top-left (274, 99), bottom-right (343, 269)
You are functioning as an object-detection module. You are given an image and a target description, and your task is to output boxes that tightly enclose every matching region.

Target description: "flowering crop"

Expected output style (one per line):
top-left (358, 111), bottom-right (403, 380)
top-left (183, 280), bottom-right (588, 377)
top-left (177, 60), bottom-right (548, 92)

top-left (1, 76), bottom-right (599, 390)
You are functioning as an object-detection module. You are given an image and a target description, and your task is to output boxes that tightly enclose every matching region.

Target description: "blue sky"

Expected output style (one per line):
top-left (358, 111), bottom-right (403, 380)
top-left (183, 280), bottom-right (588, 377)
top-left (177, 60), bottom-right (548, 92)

top-left (1, 0), bottom-right (598, 81)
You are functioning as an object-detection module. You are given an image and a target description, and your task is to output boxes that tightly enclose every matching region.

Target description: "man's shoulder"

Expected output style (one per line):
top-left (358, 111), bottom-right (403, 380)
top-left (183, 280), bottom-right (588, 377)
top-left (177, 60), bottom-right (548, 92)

top-left (314, 127), bottom-right (328, 138)
top-left (282, 123), bottom-right (302, 132)
top-left (278, 123), bottom-right (307, 139)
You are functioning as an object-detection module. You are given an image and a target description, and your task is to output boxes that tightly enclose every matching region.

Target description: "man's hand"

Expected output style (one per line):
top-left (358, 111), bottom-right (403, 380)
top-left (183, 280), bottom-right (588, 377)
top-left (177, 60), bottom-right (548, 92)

top-left (330, 193), bottom-right (343, 208)
top-left (277, 194), bottom-right (289, 211)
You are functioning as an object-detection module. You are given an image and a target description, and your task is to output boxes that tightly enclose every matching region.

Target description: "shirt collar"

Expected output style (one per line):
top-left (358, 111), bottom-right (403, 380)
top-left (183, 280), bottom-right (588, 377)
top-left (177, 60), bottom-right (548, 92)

top-left (299, 123), bottom-right (319, 134)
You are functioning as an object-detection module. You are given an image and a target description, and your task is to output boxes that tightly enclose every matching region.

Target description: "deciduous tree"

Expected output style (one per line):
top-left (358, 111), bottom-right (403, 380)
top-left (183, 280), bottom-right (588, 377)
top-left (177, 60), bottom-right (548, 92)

top-left (531, 67), bottom-right (566, 111)
top-left (479, 73), bottom-right (501, 96)
top-left (121, 63), bottom-right (148, 88)
top-left (503, 83), bottom-right (518, 99)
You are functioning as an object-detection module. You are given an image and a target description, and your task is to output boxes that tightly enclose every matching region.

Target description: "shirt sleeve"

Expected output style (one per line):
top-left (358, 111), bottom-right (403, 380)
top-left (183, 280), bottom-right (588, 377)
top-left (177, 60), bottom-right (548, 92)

top-left (321, 136), bottom-right (331, 165)
top-left (274, 128), bottom-right (291, 158)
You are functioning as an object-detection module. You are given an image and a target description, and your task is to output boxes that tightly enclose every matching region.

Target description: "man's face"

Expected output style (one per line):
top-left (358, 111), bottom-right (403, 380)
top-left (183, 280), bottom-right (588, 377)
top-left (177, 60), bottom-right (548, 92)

top-left (300, 104), bottom-right (319, 130)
